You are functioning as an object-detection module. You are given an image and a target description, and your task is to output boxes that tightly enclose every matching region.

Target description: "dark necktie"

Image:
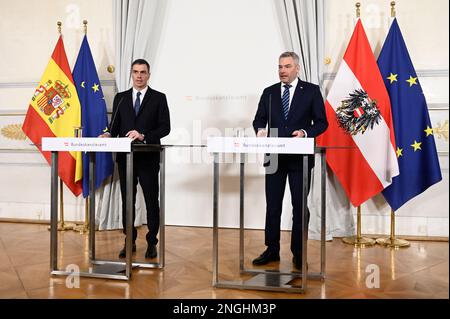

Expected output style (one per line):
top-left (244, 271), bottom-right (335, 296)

top-left (282, 84), bottom-right (291, 120)
top-left (134, 91), bottom-right (141, 115)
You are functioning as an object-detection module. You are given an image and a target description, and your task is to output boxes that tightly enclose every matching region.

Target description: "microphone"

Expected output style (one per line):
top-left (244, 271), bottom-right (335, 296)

top-left (263, 93), bottom-right (273, 167)
top-left (268, 93), bottom-right (272, 137)
top-left (107, 96), bottom-right (124, 137)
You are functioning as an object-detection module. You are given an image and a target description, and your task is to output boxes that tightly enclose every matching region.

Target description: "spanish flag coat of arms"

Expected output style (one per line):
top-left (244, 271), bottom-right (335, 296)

top-left (22, 36), bottom-right (82, 196)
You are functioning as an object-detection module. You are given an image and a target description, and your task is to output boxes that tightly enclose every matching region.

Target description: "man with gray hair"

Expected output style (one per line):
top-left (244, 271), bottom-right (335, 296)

top-left (252, 51), bottom-right (328, 270)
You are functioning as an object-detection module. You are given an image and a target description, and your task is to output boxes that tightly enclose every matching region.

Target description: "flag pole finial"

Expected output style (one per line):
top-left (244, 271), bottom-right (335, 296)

top-left (391, 1), bottom-right (396, 18)
top-left (83, 20), bottom-right (88, 35)
top-left (57, 21), bottom-right (62, 34)
top-left (355, 2), bottom-right (361, 18)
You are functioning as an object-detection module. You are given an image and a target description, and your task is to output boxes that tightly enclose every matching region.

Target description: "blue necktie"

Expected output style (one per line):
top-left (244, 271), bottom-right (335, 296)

top-left (282, 84), bottom-right (291, 120)
top-left (134, 91), bottom-right (141, 115)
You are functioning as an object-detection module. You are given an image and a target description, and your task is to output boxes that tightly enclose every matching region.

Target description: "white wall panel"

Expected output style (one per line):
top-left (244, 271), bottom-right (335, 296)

top-left (0, 0), bottom-right (448, 237)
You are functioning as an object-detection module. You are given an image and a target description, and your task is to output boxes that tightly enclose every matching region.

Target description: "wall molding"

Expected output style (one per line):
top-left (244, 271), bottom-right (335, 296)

top-left (0, 149), bottom-right (38, 153)
top-left (415, 69), bottom-right (450, 77)
top-left (0, 109), bottom-right (114, 116)
top-left (428, 103), bottom-right (449, 110)
top-left (1, 148), bottom-right (449, 156)
top-left (1, 106), bottom-right (447, 116)
top-left (324, 69), bottom-right (449, 80)
top-left (0, 218), bottom-right (447, 241)
top-left (0, 80), bottom-right (116, 89)
top-left (0, 162), bottom-right (48, 167)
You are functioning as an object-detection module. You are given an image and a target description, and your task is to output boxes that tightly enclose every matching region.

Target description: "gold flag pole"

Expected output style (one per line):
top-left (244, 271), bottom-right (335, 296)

top-left (57, 179), bottom-right (75, 230)
top-left (74, 198), bottom-right (89, 234)
top-left (390, 1), bottom-right (396, 18)
top-left (376, 209), bottom-right (410, 248)
top-left (341, 3), bottom-right (374, 248)
top-left (343, 206), bottom-right (375, 247)
top-left (374, 2), bottom-right (409, 249)
top-left (73, 20), bottom-right (90, 234)
top-left (52, 21), bottom-right (74, 231)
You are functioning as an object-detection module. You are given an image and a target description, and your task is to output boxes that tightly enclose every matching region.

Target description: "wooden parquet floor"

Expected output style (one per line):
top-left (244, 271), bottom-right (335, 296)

top-left (0, 222), bottom-right (448, 299)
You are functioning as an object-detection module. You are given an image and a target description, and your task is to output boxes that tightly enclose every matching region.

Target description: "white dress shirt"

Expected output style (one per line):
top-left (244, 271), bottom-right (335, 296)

top-left (280, 78), bottom-right (307, 137)
top-left (280, 77), bottom-right (299, 110)
top-left (132, 86), bottom-right (148, 106)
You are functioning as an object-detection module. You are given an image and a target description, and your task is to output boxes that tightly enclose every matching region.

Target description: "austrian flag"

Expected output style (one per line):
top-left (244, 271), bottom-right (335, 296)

top-left (317, 19), bottom-right (399, 206)
top-left (354, 107), bottom-right (364, 118)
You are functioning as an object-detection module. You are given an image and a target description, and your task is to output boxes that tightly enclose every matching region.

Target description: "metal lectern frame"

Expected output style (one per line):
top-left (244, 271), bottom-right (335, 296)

top-left (49, 144), bottom-right (166, 281)
top-left (212, 147), bottom-right (327, 293)
top-left (90, 144), bottom-right (167, 274)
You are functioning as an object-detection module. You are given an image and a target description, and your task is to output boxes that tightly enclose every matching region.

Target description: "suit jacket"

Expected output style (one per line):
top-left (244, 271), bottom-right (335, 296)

top-left (110, 86), bottom-right (171, 163)
top-left (252, 78), bottom-right (328, 169)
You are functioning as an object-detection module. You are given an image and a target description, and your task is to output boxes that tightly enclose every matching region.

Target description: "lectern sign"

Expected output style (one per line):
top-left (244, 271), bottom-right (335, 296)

top-left (207, 137), bottom-right (314, 154)
top-left (42, 137), bottom-right (131, 152)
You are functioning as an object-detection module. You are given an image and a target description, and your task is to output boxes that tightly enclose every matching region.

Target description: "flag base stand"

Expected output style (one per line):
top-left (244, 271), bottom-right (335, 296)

top-left (342, 236), bottom-right (376, 247)
top-left (57, 221), bottom-right (77, 231)
top-left (72, 199), bottom-right (90, 234)
top-left (376, 210), bottom-right (410, 248)
top-left (47, 179), bottom-right (80, 232)
top-left (342, 206), bottom-right (375, 247)
top-left (376, 237), bottom-right (410, 248)
top-left (47, 221), bottom-right (78, 231)
top-left (46, 170), bottom-right (91, 234)
top-left (73, 223), bottom-right (89, 234)
top-left (47, 222), bottom-right (79, 231)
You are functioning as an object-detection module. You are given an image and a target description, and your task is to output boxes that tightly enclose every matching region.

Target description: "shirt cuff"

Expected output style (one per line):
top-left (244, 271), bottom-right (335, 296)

top-left (301, 129), bottom-right (307, 138)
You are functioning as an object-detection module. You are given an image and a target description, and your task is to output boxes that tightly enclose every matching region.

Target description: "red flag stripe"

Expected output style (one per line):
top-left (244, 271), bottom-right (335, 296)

top-left (22, 106), bottom-right (82, 195)
top-left (51, 36), bottom-right (75, 84)
top-left (322, 101), bottom-right (384, 206)
top-left (317, 19), bottom-right (399, 206)
top-left (343, 20), bottom-right (397, 149)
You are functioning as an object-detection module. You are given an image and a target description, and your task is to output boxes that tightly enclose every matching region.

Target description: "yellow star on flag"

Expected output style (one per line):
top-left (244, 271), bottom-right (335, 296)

top-left (387, 73), bottom-right (398, 84)
top-left (411, 140), bottom-right (422, 152)
top-left (424, 126), bottom-right (433, 136)
top-left (92, 83), bottom-right (99, 93)
top-left (396, 147), bottom-right (403, 158)
top-left (406, 76), bottom-right (418, 87)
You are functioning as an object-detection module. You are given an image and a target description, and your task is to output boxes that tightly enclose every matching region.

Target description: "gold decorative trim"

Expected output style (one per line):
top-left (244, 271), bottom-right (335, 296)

top-left (434, 120), bottom-right (449, 142)
top-left (1, 124), bottom-right (27, 140)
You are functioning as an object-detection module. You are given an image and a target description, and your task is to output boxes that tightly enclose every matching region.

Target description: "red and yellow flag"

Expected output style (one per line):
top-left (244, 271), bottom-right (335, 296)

top-left (22, 36), bottom-right (83, 196)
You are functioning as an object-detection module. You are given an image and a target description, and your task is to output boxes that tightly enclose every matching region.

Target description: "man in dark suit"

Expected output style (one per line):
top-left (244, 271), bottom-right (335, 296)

top-left (100, 59), bottom-right (170, 259)
top-left (252, 52), bottom-right (328, 270)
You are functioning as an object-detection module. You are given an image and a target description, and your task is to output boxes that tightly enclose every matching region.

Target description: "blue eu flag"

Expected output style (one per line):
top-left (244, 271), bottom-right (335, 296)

top-left (378, 19), bottom-right (442, 211)
top-left (73, 35), bottom-right (114, 198)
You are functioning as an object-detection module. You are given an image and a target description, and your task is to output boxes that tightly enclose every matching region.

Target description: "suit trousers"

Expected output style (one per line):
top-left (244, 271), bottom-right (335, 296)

top-left (117, 157), bottom-right (160, 245)
top-left (264, 155), bottom-right (312, 258)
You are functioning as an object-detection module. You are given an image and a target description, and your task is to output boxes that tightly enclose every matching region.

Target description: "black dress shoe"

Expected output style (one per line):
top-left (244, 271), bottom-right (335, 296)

top-left (252, 250), bottom-right (280, 265)
top-left (292, 256), bottom-right (308, 271)
top-left (145, 245), bottom-right (157, 259)
top-left (118, 243), bottom-right (136, 259)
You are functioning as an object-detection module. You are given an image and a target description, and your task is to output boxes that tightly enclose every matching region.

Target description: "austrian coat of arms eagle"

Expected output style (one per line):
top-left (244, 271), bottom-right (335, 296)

top-left (336, 89), bottom-right (381, 135)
